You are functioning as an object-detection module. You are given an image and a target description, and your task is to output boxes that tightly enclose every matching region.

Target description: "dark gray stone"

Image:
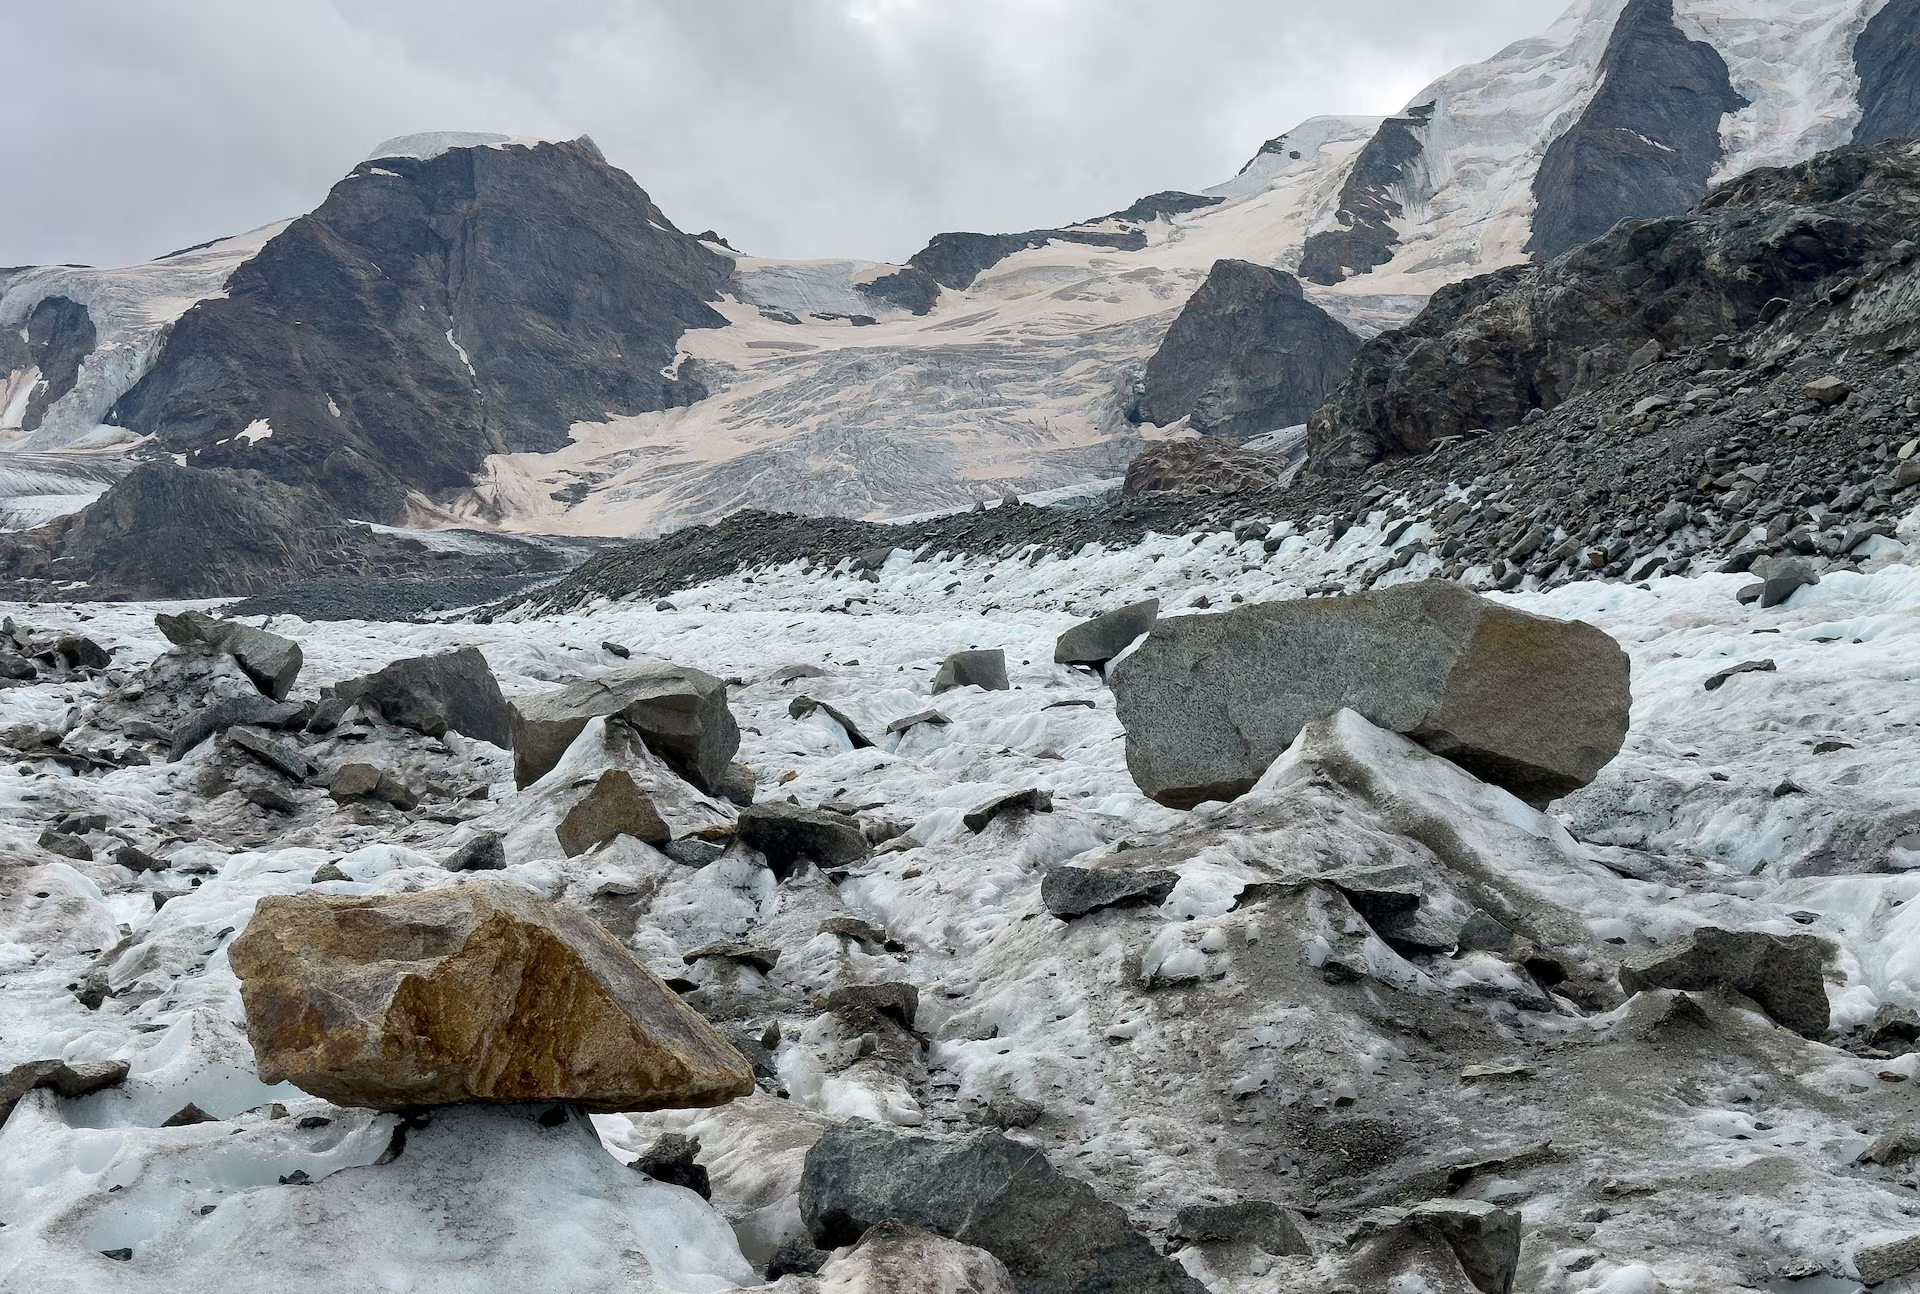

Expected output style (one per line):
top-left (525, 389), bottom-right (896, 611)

top-left (1168, 1200), bottom-right (1310, 1256)
top-left (736, 802), bottom-right (871, 879)
top-left (226, 727), bottom-right (314, 781)
top-left (932, 650), bottom-right (1008, 694)
top-left (789, 696), bottom-right (875, 748)
top-left (37, 829), bottom-right (92, 862)
top-left (114, 844), bottom-right (168, 873)
top-left (509, 662), bottom-right (737, 792)
top-left (963, 788), bottom-right (1052, 833)
top-left (1054, 600), bottom-right (1158, 669)
top-left (335, 646), bottom-right (512, 747)
top-left (1854, 0), bottom-right (1920, 147)
top-left (886, 709), bottom-right (950, 734)
top-left (1109, 580), bottom-right (1631, 809)
top-left (631, 1132), bottom-right (710, 1198)
top-left (1, 1057), bottom-right (129, 1123)
top-left (445, 832), bottom-right (506, 872)
top-left (800, 1124), bottom-right (1206, 1294)
top-left (169, 695), bottom-right (306, 761)
top-left (826, 981), bottom-right (919, 1030)
top-left (156, 610), bottom-right (304, 699)
top-left (1135, 260), bottom-right (1360, 440)
top-left (1618, 927), bottom-right (1833, 1036)
top-left (1041, 866), bottom-right (1181, 919)
top-left (664, 837), bottom-right (727, 868)
top-left (1754, 558), bottom-right (1819, 609)
top-left (1703, 659), bottom-right (1776, 690)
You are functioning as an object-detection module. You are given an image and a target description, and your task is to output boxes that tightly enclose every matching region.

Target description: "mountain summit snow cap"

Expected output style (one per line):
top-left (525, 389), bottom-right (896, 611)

top-left (363, 131), bottom-right (598, 163)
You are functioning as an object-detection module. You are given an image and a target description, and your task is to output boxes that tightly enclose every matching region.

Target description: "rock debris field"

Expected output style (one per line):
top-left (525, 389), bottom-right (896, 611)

top-left (0, 511), bottom-right (1918, 1294)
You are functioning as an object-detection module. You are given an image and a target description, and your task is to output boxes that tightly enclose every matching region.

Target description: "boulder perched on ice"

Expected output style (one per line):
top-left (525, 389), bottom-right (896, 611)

top-left (1618, 926), bottom-right (1833, 1037)
top-left (1109, 579), bottom-right (1630, 809)
top-left (510, 661), bottom-right (738, 792)
top-left (156, 609), bottom-right (303, 699)
top-left (931, 649), bottom-right (1008, 694)
top-left (229, 878), bottom-right (753, 1111)
top-left (333, 646), bottom-right (511, 747)
top-left (557, 769), bottom-right (670, 856)
top-left (1053, 599), bottom-right (1158, 668)
top-left (814, 1220), bottom-right (1017, 1292)
top-left (736, 801), bottom-right (871, 879)
top-left (801, 1124), bottom-right (1205, 1294)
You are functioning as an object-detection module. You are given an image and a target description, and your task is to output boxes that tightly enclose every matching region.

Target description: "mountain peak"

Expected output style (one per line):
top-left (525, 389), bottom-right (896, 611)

top-left (363, 131), bottom-right (592, 163)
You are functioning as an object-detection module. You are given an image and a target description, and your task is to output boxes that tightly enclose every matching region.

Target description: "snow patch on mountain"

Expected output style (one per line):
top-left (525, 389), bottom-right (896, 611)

top-left (363, 131), bottom-right (580, 162)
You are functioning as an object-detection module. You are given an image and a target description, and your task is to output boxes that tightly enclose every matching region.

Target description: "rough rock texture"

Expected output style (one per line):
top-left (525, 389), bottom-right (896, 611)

top-left (1852, 0), bottom-right (1920, 147)
top-left (1120, 437), bottom-right (1292, 497)
top-left (1110, 580), bottom-right (1630, 809)
top-left (1311, 142), bottom-right (1920, 469)
top-left (799, 1124), bottom-right (1205, 1294)
top-left (228, 878), bottom-right (753, 1111)
top-left (509, 662), bottom-right (738, 792)
top-left (931, 650), bottom-right (1009, 695)
top-left (1617, 926), bottom-right (1833, 1036)
top-left (736, 802), bottom-right (872, 879)
top-left (1134, 260), bottom-right (1359, 440)
top-left (335, 647), bottom-right (512, 748)
top-left (1166, 1200), bottom-right (1310, 1256)
top-left (1524, 0), bottom-right (1747, 262)
top-left (0, 1058), bottom-right (129, 1123)
top-left (1053, 599), bottom-right (1158, 669)
top-left (0, 295), bottom-right (96, 433)
top-left (106, 138), bottom-right (731, 522)
top-left (156, 609), bottom-right (303, 699)
top-left (811, 1221), bottom-right (1018, 1293)
top-left (1297, 105), bottom-right (1431, 286)
top-left (1041, 866), bottom-right (1180, 920)
top-left (556, 769), bottom-right (671, 857)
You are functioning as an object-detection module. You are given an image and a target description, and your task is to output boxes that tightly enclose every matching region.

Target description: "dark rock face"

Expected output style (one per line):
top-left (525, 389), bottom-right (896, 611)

top-left (107, 139), bottom-right (731, 522)
top-left (334, 647), bottom-right (512, 748)
top-left (0, 296), bottom-right (96, 433)
top-left (1110, 580), bottom-right (1631, 809)
top-left (1111, 192), bottom-right (1223, 223)
top-left (1853, 0), bottom-right (1920, 146)
top-left (1121, 437), bottom-right (1292, 497)
top-left (1526, 0), bottom-right (1747, 262)
top-left (907, 225), bottom-right (1149, 292)
top-left (1136, 260), bottom-right (1359, 439)
top-left (1311, 143), bottom-right (1920, 469)
top-left (799, 1124), bottom-right (1206, 1294)
top-left (1618, 927), bottom-right (1833, 1036)
top-left (735, 802), bottom-right (871, 879)
top-left (1041, 866), bottom-right (1179, 920)
top-left (854, 266), bottom-right (942, 317)
top-left (1297, 105), bottom-right (1431, 286)
top-left (932, 649), bottom-right (1009, 694)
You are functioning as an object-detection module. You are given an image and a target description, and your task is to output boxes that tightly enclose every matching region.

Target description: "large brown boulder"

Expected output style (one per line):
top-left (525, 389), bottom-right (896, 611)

top-left (229, 878), bottom-right (753, 1111)
top-left (1109, 580), bottom-right (1629, 809)
top-left (510, 662), bottom-right (738, 792)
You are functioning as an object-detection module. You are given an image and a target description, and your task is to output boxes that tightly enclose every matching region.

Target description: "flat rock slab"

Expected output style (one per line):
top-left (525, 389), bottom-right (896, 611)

top-left (886, 708), bottom-right (949, 734)
top-left (737, 802), bottom-right (871, 879)
top-left (226, 726), bottom-right (313, 781)
top-left (170, 695), bottom-right (306, 760)
top-left (801, 1124), bottom-right (1205, 1294)
top-left (511, 662), bottom-right (738, 792)
top-left (789, 696), bottom-right (875, 747)
top-left (0, 1058), bottom-right (129, 1122)
top-left (1168, 1200), bottom-right (1310, 1256)
top-left (229, 877), bottom-right (753, 1111)
top-left (1042, 865), bottom-right (1179, 919)
top-left (1110, 579), bottom-right (1630, 809)
top-left (1054, 599), bottom-right (1159, 668)
top-left (933, 649), bottom-right (1009, 694)
top-left (558, 769), bottom-right (671, 857)
top-left (963, 788), bottom-right (1052, 833)
top-left (1618, 926), bottom-right (1833, 1037)
top-left (157, 609), bottom-right (304, 699)
top-left (335, 646), bottom-right (512, 747)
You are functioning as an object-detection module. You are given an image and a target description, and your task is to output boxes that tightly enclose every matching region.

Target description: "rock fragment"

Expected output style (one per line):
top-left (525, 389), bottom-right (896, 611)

top-left (1858, 1234), bottom-right (1920, 1286)
top-left (556, 769), bottom-right (671, 857)
top-left (886, 709), bottom-right (949, 734)
top-left (630, 1131), bottom-right (710, 1198)
top-left (169, 695), bottom-right (306, 760)
top-left (0, 1058), bottom-right (130, 1122)
top-left (444, 832), bottom-right (507, 872)
top-left (789, 696), bottom-right (875, 747)
top-left (334, 647), bottom-right (512, 747)
top-left (1054, 600), bottom-right (1159, 669)
top-left (736, 802), bottom-right (872, 878)
top-left (827, 982), bottom-right (919, 1030)
top-left (1110, 579), bottom-right (1629, 809)
top-left (1168, 1200), bottom-right (1310, 1256)
top-left (1618, 927), bottom-right (1832, 1036)
top-left (1703, 659), bottom-right (1775, 690)
top-left (962, 787), bottom-right (1052, 833)
top-left (1041, 866), bottom-right (1179, 919)
top-left (228, 878), bottom-right (754, 1111)
top-left (156, 610), bottom-right (303, 699)
top-left (226, 727), bottom-right (313, 781)
top-left (932, 649), bottom-right (1009, 694)
top-left (510, 662), bottom-right (738, 792)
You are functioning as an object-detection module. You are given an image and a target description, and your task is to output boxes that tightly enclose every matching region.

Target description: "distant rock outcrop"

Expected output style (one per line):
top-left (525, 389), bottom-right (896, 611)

top-left (1296, 105), bottom-right (1431, 286)
top-left (0, 295), bottom-right (95, 434)
top-left (1136, 259), bottom-right (1359, 440)
top-left (1121, 437), bottom-right (1292, 497)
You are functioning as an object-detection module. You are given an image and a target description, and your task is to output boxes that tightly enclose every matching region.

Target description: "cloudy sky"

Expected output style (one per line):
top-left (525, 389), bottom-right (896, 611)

top-left (14, 0), bottom-right (1566, 269)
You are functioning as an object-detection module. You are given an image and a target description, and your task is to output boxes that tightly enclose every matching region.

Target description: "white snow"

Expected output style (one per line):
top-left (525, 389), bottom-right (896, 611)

top-left (234, 420), bottom-right (271, 446)
top-left (364, 132), bottom-right (574, 163)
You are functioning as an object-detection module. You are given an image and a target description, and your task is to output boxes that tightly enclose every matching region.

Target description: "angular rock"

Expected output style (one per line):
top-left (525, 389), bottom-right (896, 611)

top-left (1110, 580), bottom-right (1630, 809)
top-left (1703, 659), bottom-right (1775, 691)
top-left (0, 1058), bottom-right (130, 1123)
top-left (1406, 1200), bottom-right (1522, 1294)
top-left (683, 942), bottom-right (780, 974)
top-left (445, 831), bottom-right (507, 873)
top-left (1805, 375), bottom-right (1851, 405)
top-left (1618, 927), bottom-right (1832, 1036)
top-left (963, 787), bottom-right (1052, 833)
top-left (800, 1124), bottom-right (1206, 1294)
top-left (169, 694), bottom-right (306, 760)
top-left (1858, 1234), bottom-right (1920, 1286)
top-left (664, 837), bottom-right (727, 868)
top-left (38, 828), bottom-right (92, 862)
top-left (228, 878), bottom-right (754, 1111)
top-left (50, 636), bottom-right (112, 671)
top-left (1860, 1119), bottom-right (1920, 1167)
top-left (328, 762), bottom-right (382, 801)
top-left (114, 844), bottom-right (168, 873)
top-left (631, 1131), bottom-right (710, 1198)
top-left (510, 662), bottom-right (738, 792)
top-left (827, 982), bottom-right (919, 1030)
top-left (0, 651), bottom-right (36, 680)
top-left (306, 695), bottom-right (359, 734)
top-left (1042, 866), bottom-right (1180, 919)
top-left (335, 647), bottom-right (512, 747)
top-left (1754, 557), bottom-right (1819, 609)
top-left (1054, 600), bottom-right (1159, 669)
top-left (789, 696), bottom-right (875, 748)
top-left (717, 761), bottom-right (757, 808)
top-left (1866, 1002), bottom-right (1920, 1051)
top-left (1120, 436), bottom-right (1292, 497)
top-left (932, 649), bottom-right (1009, 695)
top-left (1168, 1200), bottom-right (1310, 1256)
top-left (736, 802), bottom-right (872, 879)
top-left (886, 709), bottom-right (949, 734)
top-left (156, 610), bottom-right (303, 699)
top-left (557, 769), bottom-right (671, 857)
top-left (226, 727), bottom-right (313, 781)
top-left (816, 1221), bottom-right (1018, 1294)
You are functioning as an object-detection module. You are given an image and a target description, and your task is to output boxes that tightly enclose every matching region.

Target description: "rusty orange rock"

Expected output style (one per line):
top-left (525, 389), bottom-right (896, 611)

top-left (229, 878), bottom-right (753, 1112)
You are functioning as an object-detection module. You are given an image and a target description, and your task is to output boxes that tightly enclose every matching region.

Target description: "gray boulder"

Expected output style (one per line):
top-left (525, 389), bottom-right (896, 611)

top-left (1, 1058), bottom-right (130, 1123)
top-left (1041, 866), bottom-right (1179, 919)
top-left (509, 662), bottom-right (737, 792)
top-left (1753, 557), bottom-right (1820, 609)
top-left (1618, 927), bottom-right (1832, 1036)
top-left (1168, 1200), bottom-right (1310, 1256)
top-left (963, 788), bottom-right (1052, 833)
top-left (736, 802), bottom-right (871, 880)
top-left (1054, 600), bottom-right (1158, 669)
top-left (334, 647), bottom-right (511, 747)
top-left (445, 832), bottom-right (507, 873)
top-left (933, 650), bottom-right (1009, 694)
top-left (1109, 580), bottom-right (1630, 809)
top-left (800, 1124), bottom-right (1206, 1294)
top-left (156, 610), bottom-right (303, 700)
top-left (169, 695), bottom-right (306, 760)
top-left (556, 770), bottom-right (671, 857)
top-left (789, 696), bottom-right (875, 748)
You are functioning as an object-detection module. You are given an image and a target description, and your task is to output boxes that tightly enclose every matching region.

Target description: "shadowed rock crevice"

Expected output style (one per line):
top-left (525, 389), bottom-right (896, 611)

top-left (1297, 104), bottom-right (1432, 286)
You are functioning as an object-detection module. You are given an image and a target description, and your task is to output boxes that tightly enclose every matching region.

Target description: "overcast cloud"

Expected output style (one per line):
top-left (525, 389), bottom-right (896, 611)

top-left (10, 0), bottom-right (1566, 269)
